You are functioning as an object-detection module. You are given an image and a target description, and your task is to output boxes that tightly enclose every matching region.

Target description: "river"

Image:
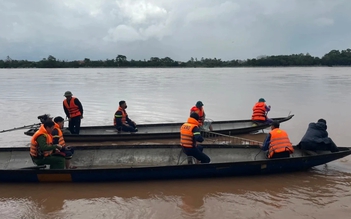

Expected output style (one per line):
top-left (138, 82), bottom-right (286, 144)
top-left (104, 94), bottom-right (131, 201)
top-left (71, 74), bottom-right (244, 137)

top-left (0, 67), bottom-right (350, 218)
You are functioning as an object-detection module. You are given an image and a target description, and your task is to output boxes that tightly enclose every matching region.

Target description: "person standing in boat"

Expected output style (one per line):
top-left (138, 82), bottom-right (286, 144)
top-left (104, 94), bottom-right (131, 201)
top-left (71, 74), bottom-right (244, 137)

top-left (251, 98), bottom-right (273, 124)
top-left (180, 113), bottom-right (211, 164)
top-left (190, 101), bottom-right (213, 131)
top-left (63, 91), bottom-right (84, 134)
top-left (29, 120), bottom-right (65, 169)
top-left (114, 100), bottom-right (138, 133)
top-left (52, 116), bottom-right (77, 169)
top-left (261, 121), bottom-right (294, 159)
top-left (297, 119), bottom-right (339, 152)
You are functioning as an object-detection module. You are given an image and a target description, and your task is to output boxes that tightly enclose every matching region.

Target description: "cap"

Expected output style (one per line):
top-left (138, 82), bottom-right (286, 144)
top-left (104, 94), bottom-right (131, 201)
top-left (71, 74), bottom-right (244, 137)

top-left (64, 91), bottom-right (72, 97)
top-left (196, 101), bottom-right (204, 107)
top-left (258, 98), bottom-right (266, 102)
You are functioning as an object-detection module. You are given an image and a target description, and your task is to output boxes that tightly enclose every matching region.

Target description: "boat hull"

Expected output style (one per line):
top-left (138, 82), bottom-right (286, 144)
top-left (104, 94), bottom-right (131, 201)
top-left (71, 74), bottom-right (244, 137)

top-left (0, 143), bottom-right (349, 183)
top-left (23, 115), bottom-right (294, 142)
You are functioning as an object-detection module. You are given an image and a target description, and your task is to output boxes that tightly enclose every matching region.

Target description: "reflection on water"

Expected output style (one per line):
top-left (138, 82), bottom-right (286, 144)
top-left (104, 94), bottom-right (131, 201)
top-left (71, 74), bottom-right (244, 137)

top-left (1, 67), bottom-right (351, 218)
top-left (0, 168), bottom-right (350, 219)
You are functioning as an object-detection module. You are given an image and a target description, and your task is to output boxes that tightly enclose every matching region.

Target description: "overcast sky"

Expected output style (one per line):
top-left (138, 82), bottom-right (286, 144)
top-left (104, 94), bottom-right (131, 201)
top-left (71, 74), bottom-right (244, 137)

top-left (0, 0), bottom-right (350, 61)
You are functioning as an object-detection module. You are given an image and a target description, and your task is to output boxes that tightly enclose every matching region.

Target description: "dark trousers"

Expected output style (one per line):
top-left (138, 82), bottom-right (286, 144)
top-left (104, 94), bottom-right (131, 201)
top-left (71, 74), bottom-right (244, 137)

top-left (270, 151), bottom-right (290, 159)
top-left (69, 116), bottom-right (81, 134)
top-left (116, 121), bottom-right (138, 133)
top-left (253, 118), bottom-right (273, 124)
top-left (32, 156), bottom-right (65, 169)
top-left (182, 145), bottom-right (211, 163)
top-left (299, 140), bottom-right (339, 152)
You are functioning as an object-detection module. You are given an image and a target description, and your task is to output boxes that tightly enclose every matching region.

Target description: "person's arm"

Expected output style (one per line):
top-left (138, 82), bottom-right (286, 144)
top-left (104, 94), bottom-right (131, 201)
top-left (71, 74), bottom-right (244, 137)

top-left (126, 114), bottom-right (132, 123)
top-left (63, 102), bottom-right (70, 118)
top-left (37, 135), bottom-right (57, 151)
top-left (265, 105), bottom-right (271, 112)
top-left (115, 111), bottom-right (123, 126)
top-left (193, 126), bottom-right (204, 143)
top-left (74, 98), bottom-right (83, 116)
top-left (261, 133), bottom-right (271, 151)
top-left (51, 129), bottom-right (60, 145)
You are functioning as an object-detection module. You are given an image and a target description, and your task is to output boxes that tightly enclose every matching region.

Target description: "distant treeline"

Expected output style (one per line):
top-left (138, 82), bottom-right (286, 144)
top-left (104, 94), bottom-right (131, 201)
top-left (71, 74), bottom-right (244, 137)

top-left (1, 49), bottom-right (351, 68)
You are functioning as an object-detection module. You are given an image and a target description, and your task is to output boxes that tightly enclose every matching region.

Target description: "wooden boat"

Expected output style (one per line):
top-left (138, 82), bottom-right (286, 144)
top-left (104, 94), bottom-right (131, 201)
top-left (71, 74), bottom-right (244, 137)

top-left (23, 115), bottom-right (294, 142)
top-left (0, 143), bottom-right (349, 183)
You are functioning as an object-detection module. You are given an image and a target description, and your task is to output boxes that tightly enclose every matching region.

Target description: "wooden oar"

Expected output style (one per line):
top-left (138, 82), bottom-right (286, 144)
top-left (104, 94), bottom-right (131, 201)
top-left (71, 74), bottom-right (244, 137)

top-left (0, 123), bottom-right (41, 134)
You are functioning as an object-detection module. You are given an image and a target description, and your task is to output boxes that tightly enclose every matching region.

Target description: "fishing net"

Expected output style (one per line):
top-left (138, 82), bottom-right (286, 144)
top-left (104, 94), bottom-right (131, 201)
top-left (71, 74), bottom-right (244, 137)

top-left (201, 131), bottom-right (263, 146)
top-left (200, 118), bottom-right (213, 131)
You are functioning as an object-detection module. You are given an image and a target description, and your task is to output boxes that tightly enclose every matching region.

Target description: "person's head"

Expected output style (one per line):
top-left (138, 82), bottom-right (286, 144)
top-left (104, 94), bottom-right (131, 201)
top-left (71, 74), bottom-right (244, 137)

top-left (38, 114), bottom-right (52, 124)
top-left (43, 120), bottom-right (55, 134)
top-left (190, 112), bottom-right (200, 121)
top-left (258, 98), bottom-right (266, 103)
top-left (317, 118), bottom-right (326, 125)
top-left (64, 91), bottom-right (73, 100)
top-left (271, 121), bottom-right (280, 130)
top-left (196, 101), bottom-right (203, 109)
top-left (119, 100), bottom-right (127, 109)
top-left (54, 116), bottom-right (65, 129)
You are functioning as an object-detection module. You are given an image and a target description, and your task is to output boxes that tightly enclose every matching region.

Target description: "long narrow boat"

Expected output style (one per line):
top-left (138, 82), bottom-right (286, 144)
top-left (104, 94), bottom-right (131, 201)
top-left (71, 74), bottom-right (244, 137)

top-left (23, 115), bottom-right (294, 142)
top-left (0, 143), bottom-right (349, 183)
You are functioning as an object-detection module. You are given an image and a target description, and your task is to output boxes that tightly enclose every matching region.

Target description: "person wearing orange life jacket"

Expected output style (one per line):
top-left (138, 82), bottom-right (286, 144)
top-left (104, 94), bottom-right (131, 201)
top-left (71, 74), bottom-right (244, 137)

top-left (180, 113), bottom-right (211, 163)
top-left (190, 101), bottom-right (213, 131)
top-left (261, 121), bottom-right (294, 159)
top-left (114, 100), bottom-right (138, 133)
top-left (63, 91), bottom-right (83, 134)
top-left (52, 116), bottom-right (77, 169)
top-left (251, 98), bottom-right (273, 124)
top-left (30, 120), bottom-right (65, 169)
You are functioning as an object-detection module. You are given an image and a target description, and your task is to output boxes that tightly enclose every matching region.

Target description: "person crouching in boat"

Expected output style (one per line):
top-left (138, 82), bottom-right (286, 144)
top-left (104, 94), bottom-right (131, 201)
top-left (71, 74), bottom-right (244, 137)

top-left (180, 113), bottom-right (211, 164)
top-left (261, 121), bottom-right (294, 159)
top-left (30, 120), bottom-right (65, 169)
top-left (114, 100), bottom-right (138, 134)
top-left (297, 119), bottom-right (339, 152)
top-left (190, 101), bottom-right (213, 131)
top-left (52, 116), bottom-right (77, 169)
top-left (252, 98), bottom-right (273, 124)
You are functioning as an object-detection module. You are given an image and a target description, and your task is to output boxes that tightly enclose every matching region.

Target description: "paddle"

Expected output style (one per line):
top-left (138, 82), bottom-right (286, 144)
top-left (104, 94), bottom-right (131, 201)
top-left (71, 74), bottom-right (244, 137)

top-left (19, 165), bottom-right (47, 170)
top-left (0, 123), bottom-right (41, 134)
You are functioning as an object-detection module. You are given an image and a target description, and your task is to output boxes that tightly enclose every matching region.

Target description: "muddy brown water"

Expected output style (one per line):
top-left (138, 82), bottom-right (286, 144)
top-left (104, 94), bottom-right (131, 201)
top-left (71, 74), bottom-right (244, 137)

top-left (1, 68), bottom-right (351, 218)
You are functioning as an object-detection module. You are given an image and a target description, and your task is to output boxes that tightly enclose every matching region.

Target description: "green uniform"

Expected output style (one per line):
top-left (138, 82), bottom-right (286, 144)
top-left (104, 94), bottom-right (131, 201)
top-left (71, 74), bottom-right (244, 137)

top-left (31, 135), bottom-right (65, 169)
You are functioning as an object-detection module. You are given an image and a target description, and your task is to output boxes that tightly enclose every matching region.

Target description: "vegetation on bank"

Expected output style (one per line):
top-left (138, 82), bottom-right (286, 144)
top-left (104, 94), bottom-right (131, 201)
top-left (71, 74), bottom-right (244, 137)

top-left (1, 49), bottom-right (351, 68)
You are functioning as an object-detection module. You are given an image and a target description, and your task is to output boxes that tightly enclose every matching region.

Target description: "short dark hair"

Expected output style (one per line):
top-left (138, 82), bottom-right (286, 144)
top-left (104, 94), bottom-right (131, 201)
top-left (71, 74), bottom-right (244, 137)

top-left (43, 120), bottom-right (55, 128)
top-left (190, 112), bottom-right (199, 121)
top-left (119, 100), bottom-right (126, 106)
top-left (271, 121), bottom-right (280, 128)
top-left (54, 116), bottom-right (65, 123)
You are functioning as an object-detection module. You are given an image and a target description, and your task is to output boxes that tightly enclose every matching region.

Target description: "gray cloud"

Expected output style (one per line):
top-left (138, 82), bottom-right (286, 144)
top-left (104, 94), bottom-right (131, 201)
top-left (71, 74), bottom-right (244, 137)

top-left (0, 0), bottom-right (350, 61)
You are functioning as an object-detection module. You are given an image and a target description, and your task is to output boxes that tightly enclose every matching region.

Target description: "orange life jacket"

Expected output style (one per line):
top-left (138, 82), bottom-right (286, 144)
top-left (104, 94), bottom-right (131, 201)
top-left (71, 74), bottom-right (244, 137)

top-left (114, 106), bottom-right (128, 126)
top-left (52, 123), bottom-right (66, 147)
top-left (180, 117), bottom-right (200, 148)
top-left (30, 125), bottom-right (54, 158)
top-left (190, 106), bottom-right (204, 125)
top-left (63, 97), bottom-right (81, 118)
top-left (252, 102), bottom-right (267, 121)
top-left (268, 128), bottom-right (294, 158)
